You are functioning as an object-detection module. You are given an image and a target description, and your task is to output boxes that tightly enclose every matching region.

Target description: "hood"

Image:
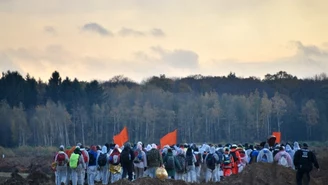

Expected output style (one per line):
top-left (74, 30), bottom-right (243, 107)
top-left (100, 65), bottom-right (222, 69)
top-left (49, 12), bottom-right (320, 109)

top-left (209, 147), bottom-right (216, 154)
top-left (151, 144), bottom-right (157, 149)
top-left (102, 146), bottom-right (107, 154)
top-left (294, 142), bottom-right (300, 150)
top-left (285, 145), bottom-right (292, 152)
top-left (146, 144), bottom-right (152, 151)
top-left (264, 143), bottom-right (269, 149)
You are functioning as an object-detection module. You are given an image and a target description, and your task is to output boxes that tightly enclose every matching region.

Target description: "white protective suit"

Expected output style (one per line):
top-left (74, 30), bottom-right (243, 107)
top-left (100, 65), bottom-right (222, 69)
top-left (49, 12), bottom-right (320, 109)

top-left (257, 144), bottom-right (274, 163)
top-left (97, 146), bottom-right (109, 185)
top-left (205, 147), bottom-right (219, 182)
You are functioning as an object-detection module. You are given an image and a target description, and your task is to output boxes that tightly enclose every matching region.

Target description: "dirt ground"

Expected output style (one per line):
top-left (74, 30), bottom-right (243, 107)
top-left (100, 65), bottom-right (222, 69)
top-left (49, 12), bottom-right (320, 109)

top-left (0, 152), bottom-right (326, 185)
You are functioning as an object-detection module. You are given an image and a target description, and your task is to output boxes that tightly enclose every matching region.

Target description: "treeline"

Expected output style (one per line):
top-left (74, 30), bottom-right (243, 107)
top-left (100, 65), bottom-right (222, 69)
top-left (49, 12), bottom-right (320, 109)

top-left (0, 71), bottom-right (328, 147)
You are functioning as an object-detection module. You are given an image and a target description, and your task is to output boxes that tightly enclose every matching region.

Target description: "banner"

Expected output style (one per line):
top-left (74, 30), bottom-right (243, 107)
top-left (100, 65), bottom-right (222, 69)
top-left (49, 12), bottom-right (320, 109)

top-left (113, 126), bottom-right (129, 147)
top-left (272, 132), bottom-right (281, 143)
top-left (160, 129), bottom-right (177, 148)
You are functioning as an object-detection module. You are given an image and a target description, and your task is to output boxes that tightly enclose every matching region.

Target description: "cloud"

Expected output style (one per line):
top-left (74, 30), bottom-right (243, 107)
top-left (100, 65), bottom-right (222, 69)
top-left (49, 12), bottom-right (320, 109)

top-left (203, 41), bottom-right (328, 79)
top-left (151, 28), bottom-right (165, 37)
top-left (117, 27), bottom-right (165, 37)
top-left (44, 26), bottom-right (56, 35)
top-left (151, 46), bottom-right (199, 69)
top-left (322, 42), bottom-right (328, 48)
top-left (0, 52), bottom-right (22, 73)
top-left (81, 22), bottom-right (113, 36)
top-left (118, 27), bottom-right (145, 37)
top-left (0, 45), bottom-right (80, 80)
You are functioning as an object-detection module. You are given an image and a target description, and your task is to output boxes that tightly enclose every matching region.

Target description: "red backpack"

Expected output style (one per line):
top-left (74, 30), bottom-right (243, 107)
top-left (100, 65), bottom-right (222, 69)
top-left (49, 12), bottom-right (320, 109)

top-left (81, 150), bottom-right (89, 163)
top-left (56, 153), bottom-right (66, 166)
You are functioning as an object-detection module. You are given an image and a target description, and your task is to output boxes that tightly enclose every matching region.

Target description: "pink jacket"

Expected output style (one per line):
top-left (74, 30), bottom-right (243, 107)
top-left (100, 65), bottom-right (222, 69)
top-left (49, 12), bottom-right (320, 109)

top-left (274, 151), bottom-right (293, 167)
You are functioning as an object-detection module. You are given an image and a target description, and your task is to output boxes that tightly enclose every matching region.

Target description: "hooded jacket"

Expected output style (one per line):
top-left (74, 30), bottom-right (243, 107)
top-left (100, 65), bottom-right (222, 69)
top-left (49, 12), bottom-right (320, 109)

top-left (285, 145), bottom-right (295, 160)
top-left (257, 144), bottom-right (274, 163)
top-left (274, 150), bottom-right (293, 167)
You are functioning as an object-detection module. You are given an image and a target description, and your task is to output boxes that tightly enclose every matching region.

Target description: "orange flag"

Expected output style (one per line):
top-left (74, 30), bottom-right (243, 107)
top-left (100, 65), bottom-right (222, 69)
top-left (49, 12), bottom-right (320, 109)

top-left (272, 132), bottom-right (281, 143)
top-left (160, 129), bottom-right (177, 148)
top-left (113, 126), bottom-right (129, 147)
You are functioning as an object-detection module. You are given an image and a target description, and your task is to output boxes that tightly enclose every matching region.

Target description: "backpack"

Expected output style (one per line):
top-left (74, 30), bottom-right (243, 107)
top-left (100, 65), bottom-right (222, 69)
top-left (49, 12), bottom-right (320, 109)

top-left (239, 150), bottom-right (246, 158)
top-left (133, 151), bottom-right (143, 163)
top-left (165, 156), bottom-right (175, 170)
top-left (278, 154), bottom-right (288, 167)
top-left (223, 154), bottom-right (232, 165)
top-left (98, 153), bottom-right (107, 167)
top-left (195, 153), bottom-right (201, 167)
top-left (56, 153), bottom-right (66, 166)
top-left (120, 149), bottom-right (131, 163)
top-left (69, 153), bottom-right (80, 168)
top-left (186, 155), bottom-right (193, 166)
top-left (206, 154), bottom-right (216, 171)
top-left (176, 155), bottom-right (186, 173)
top-left (230, 151), bottom-right (238, 163)
top-left (81, 150), bottom-right (88, 163)
top-left (147, 149), bottom-right (158, 163)
top-left (109, 153), bottom-right (120, 165)
top-left (88, 152), bottom-right (96, 166)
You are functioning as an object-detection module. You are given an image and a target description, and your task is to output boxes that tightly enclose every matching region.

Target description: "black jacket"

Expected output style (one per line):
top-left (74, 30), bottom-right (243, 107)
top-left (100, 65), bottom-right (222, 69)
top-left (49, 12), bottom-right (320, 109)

top-left (293, 148), bottom-right (319, 171)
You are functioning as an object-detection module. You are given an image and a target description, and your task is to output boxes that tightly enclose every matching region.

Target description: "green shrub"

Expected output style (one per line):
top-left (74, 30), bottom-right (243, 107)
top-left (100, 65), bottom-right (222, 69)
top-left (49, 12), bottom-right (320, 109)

top-left (12, 146), bottom-right (57, 157)
top-left (0, 146), bottom-right (15, 157)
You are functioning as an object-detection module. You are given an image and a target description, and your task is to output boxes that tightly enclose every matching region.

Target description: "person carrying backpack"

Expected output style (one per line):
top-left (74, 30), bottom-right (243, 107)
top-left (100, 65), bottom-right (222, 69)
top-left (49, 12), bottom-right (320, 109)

top-left (236, 145), bottom-right (248, 173)
top-left (185, 147), bottom-right (197, 183)
top-left (294, 143), bottom-right (320, 185)
top-left (54, 145), bottom-right (69, 185)
top-left (248, 145), bottom-right (259, 164)
top-left (109, 145), bottom-right (122, 183)
top-left (77, 143), bottom-right (89, 185)
top-left (174, 148), bottom-right (186, 180)
top-left (96, 145), bottom-right (109, 185)
top-left (120, 142), bottom-right (135, 181)
top-left (133, 144), bottom-right (147, 179)
top-left (221, 147), bottom-right (234, 177)
top-left (163, 148), bottom-right (181, 179)
top-left (70, 147), bottom-right (86, 185)
top-left (87, 145), bottom-right (98, 185)
top-left (257, 143), bottom-right (273, 163)
top-left (193, 148), bottom-right (203, 182)
top-left (230, 144), bottom-right (241, 175)
top-left (274, 146), bottom-right (293, 168)
top-left (205, 147), bottom-right (219, 182)
top-left (146, 144), bottom-right (163, 178)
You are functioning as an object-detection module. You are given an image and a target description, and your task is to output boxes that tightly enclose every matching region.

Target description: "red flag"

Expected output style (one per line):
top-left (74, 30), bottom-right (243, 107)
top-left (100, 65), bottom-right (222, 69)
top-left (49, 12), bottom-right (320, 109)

top-left (272, 132), bottom-right (281, 143)
top-left (160, 129), bottom-right (177, 148)
top-left (113, 126), bottom-right (129, 147)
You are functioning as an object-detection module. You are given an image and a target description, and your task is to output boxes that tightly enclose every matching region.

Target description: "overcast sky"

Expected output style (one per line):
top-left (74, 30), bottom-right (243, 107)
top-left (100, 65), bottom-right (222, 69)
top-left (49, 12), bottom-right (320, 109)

top-left (1, 0), bottom-right (328, 82)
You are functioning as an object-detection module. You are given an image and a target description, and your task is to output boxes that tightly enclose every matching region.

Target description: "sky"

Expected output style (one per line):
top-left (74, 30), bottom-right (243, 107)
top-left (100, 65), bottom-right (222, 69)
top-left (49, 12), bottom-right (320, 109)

top-left (0, 0), bottom-right (328, 82)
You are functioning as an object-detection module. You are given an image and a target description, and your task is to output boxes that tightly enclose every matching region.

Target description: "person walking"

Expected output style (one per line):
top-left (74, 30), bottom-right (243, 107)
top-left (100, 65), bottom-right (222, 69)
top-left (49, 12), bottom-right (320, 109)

top-left (293, 143), bottom-right (320, 185)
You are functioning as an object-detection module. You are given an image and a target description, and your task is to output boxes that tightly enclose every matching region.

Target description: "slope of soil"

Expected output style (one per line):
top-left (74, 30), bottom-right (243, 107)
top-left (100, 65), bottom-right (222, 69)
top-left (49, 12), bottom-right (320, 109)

top-left (0, 156), bottom-right (53, 174)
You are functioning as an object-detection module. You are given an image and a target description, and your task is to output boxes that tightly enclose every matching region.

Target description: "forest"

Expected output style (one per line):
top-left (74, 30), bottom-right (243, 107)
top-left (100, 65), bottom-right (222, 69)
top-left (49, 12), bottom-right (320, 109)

top-left (0, 70), bottom-right (328, 148)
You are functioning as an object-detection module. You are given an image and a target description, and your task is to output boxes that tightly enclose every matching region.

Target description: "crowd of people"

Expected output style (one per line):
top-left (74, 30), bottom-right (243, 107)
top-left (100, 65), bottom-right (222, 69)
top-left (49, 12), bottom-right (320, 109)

top-left (52, 141), bottom-right (320, 185)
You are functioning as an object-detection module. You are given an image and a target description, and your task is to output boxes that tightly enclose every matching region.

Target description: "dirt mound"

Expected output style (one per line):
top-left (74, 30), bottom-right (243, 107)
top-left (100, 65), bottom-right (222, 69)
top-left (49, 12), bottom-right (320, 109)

top-left (26, 171), bottom-right (50, 185)
top-left (0, 156), bottom-right (52, 174)
top-left (1, 172), bottom-right (28, 185)
top-left (112, 178), bottom-right (189, 185)
top-left (221, 162), bottom-right (322, 185)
